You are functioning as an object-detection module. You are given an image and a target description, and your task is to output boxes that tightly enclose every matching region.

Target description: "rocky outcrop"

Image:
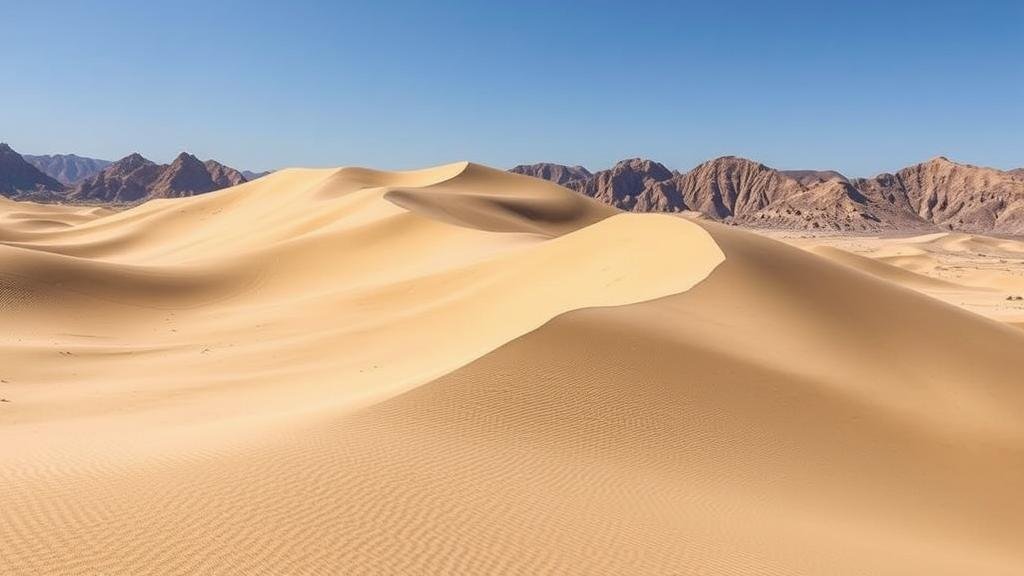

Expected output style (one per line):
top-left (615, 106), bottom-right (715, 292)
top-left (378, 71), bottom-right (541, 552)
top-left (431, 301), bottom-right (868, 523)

top-left (0, 143), bottom-right (65, 198)
top-left (241, 170), bottom-right (271, 181)
top-left (512, 155), bottom-right (1024, 233)
top-left (671, 156), bottom-right (806, 220)
top-left (23, 154), bottom-right (111, 185)
top-left (744, 180), bottom-right (883, 232)
top-left (71, 153), bottom-right (162, 202)
top-left (509, 163), bottom-right (592, 187)
top-left (205, 160), bottom-right (248, 189)
top-left (853, 157), bottom-right (1024, 234)
top-left (148, 153), bottom-right (222, 199)
top-left (72, 152), bottom-right (249, 203)
top-left (572, 158), bottom-right (678, 211)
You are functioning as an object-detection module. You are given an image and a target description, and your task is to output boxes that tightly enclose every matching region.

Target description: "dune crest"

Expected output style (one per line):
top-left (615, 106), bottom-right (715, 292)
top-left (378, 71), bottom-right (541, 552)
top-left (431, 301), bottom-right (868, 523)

top-left (0, 161), bottom-right (722, 436)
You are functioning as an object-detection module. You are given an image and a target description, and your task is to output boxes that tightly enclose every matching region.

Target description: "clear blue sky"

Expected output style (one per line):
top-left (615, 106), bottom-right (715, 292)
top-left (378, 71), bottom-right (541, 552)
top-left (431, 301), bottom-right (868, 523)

top-left (3, 0), bottom-right (1021, 176)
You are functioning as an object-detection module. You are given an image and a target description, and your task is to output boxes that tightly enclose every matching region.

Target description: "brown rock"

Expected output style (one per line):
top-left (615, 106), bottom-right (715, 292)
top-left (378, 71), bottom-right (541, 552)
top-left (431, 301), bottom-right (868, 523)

top-left (0, 143), bottom-right (65, 198)
top-left (23, 154), bottom-right (111, 185)
top-left (73, 152), bottom-right (249, 203)
top-left (509, 163), bottom-right (591, 187)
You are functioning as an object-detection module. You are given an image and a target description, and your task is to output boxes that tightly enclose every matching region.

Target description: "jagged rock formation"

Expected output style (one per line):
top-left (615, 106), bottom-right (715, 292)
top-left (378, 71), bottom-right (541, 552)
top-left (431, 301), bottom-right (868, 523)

top-left (572, 158), bottom-right (677, 211)
top-left (744, 179), bottom-right (882, 232)
top-left (72, 153), bottom-right (162, 203)
top-left (23, 154), bottom-right (111, 185)
top-left (671, 156), bottom-right (806, 219)
top-left (509, 163), bottom-right (591, 187)
top-left (72, 152), bottom-right (249, 203)
top-left (146, 152), bottom-right (227, 199)
top-left (512, 155), bottom-right (1024, 233)
top-left (0, 143), bottom-right (65, 198)
top-left (205, 160), bottom-right (247, 189)
top-left (852, 157), bottom-right (1024, 234)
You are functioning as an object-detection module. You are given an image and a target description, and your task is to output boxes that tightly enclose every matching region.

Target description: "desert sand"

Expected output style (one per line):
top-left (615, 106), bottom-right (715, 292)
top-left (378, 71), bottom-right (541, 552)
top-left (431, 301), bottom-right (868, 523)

top-left (2, 163), bottom-right (1024, 575)
top-left (769, 230), bottom-right (1024, 324)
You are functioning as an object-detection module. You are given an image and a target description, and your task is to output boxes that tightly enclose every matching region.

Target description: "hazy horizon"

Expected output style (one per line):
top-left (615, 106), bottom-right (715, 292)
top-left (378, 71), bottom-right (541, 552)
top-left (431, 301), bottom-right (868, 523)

top-left (4, 0), bottom-right (1021, 176)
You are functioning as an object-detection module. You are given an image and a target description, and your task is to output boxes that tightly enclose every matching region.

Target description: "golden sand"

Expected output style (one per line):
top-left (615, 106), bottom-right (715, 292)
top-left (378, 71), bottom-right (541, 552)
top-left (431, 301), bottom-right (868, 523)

top-left (2, 165), bottom-right (1022, 575)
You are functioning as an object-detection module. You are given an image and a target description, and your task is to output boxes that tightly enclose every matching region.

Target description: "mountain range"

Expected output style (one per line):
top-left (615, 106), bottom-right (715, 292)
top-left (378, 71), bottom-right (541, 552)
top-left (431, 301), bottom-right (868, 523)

top-left (71, 152), bottom-right (249, 203)
top-left (3, 142), bottom-right (1022, 233)
top-left (23, 153), bottom-right (112, 185)
top-left (0, 143), bottom-right (65, 197)
top-left (0, 144), bottom-right (258, 204)
top-left (512, 156), bottom-right (1024, 234)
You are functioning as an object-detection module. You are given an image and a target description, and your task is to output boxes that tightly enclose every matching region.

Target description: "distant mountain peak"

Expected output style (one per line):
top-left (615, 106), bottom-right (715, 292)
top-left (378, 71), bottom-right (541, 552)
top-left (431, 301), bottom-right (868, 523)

top-left (172, 151), bottom-right (202, 164)
top-left (511, 154), bottom-right (1024, 234)
top-left (23, 153), bottom-right (113, 185)
top-left (121, 152), bottom-right (151, 163)
top-left (0, 143), bottom-right (65, 198)
top-left (509, 163), bottom-right (592, 186)
top-left (108, 153), bottom-right (156, 173)
top-left (71, 152), bottom-right (246, 203)
top-left (610, 157), bottom-right (673, 177)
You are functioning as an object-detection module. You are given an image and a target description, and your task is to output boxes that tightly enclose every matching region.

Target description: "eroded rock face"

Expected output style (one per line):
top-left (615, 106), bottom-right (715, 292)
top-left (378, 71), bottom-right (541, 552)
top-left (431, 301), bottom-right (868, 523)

top-left (513, 155), bottom-right (1024, 233)
top-left (509, 163), bottom-right (592, 187)
top-left (206, 160), bottom-right (248, 188)
top-left (23, 154), bottom-right (111, 185)
top-left (72, 152), bottom-right (249, 203)
top-left (854, 157), bottom-right (1024, 234)
top-left (72, 153), bottom-right (162, 202)
top-left (671, 156), bottom-right (806, 220)
top-left (0, 143), bottom-right (65, 198)
top-left (570, 158), bottom-right (678, 212)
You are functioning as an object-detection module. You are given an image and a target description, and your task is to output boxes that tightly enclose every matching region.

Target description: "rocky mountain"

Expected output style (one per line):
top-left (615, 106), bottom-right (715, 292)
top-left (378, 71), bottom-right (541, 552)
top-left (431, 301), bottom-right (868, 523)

top-left (852, 157), bottom-right (1024, 234)
top-left (1007, 168), bottom-right (1024, 179)
top-left (241, 170), bottom-right (271, 181)
top-left (72, 153), bottom-right (162, 202)
top-left (554, 158), bottom-right (672, 211)
top-left (205, 160), bottom-right (247, 189)
top-left (23, 153), bottom-right (111, 185)
top-left (743, 179), bottom-right (883, 232)
top-left (509, 163), bottom-right (591, 187)
top-left (672, 156), bottom-right (806, 219)
top-left (512, 155), bottom-right (1024, 233)
top-left (72, 152), bottom-right (248, 203)
top-left (0, 143), bottom-right (65, 198)
top-left (780, 169), bottom-right (849, 186)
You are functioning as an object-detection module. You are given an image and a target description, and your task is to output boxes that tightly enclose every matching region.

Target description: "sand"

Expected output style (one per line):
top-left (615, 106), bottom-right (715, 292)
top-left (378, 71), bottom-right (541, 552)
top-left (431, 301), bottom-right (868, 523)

top-left (2, 164), bottom-right (1023, 575)
top-left (770, 230), bottom-right (1024, 324)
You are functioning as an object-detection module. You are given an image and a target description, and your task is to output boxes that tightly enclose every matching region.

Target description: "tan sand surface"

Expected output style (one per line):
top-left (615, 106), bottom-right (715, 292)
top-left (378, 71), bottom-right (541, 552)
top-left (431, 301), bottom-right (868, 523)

top-left (2, 164), bottom-right (1023, 575)
top-left (771, 230), bottom-right (1024, 323)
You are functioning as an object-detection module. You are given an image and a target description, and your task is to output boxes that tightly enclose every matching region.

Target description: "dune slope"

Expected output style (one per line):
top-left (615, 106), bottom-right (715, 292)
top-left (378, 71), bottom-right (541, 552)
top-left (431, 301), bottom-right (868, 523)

top-left (779, 231), bottom-right (1024, 323)
top-left (2, 164), bottom-right (1023, 575)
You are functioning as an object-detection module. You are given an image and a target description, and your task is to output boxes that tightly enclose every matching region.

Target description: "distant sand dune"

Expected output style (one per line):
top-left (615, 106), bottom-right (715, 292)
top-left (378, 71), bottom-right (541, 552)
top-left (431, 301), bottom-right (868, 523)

top-left (781, 230), bottom-right (1024, 324)
top-left (2, 164), bottom-right (1023, 575)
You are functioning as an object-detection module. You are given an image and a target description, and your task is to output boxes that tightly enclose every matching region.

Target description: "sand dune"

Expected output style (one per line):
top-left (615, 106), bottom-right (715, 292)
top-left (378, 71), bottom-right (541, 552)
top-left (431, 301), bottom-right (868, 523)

top-left (778, 231), bottom-right (1024, 323)
top-left (2, 163), bottom-right (1023, 575)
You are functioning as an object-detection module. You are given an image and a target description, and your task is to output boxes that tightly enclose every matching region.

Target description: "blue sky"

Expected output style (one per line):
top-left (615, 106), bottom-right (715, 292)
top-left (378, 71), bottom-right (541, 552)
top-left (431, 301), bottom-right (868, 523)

top-left (3, 0), bottom-right (1021, 176)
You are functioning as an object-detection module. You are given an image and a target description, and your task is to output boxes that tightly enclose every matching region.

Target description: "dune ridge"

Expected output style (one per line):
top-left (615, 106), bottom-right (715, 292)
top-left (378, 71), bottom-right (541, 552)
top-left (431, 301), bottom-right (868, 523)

top-left (2, 162), bottom-right (1024, 575)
